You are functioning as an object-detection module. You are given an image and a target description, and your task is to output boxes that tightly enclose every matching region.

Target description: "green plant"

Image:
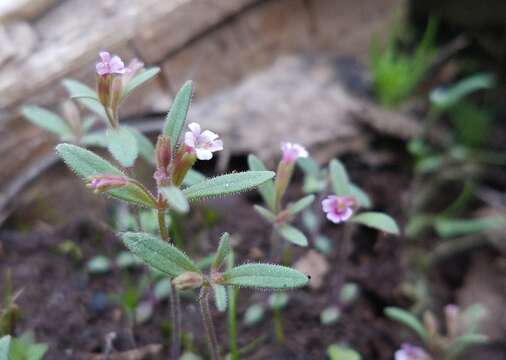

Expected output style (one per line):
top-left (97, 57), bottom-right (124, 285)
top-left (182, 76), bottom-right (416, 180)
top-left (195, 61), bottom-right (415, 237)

top-left (50, 51), bottom-right (309, 360)
top-left (386, 304), bottom-right (488, 359)
top-left (0, 332), bottom-right (48, 360)
top-left (370, 17), bottom-right (438, 107)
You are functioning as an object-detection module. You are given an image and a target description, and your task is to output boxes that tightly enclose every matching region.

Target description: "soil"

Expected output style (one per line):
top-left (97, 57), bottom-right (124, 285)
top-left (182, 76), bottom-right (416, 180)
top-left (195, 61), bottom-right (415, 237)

top-left (0, 154), bottom-right (505, 360)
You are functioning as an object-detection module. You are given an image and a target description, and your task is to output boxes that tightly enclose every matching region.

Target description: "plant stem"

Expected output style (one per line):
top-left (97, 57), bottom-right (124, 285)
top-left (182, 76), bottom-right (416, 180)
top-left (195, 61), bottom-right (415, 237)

top-left (158, 208), bottom-right (181, 360)
top-left (228, 287), bottom-right (239, 360)
top-left (199, 286), bottom-right (221, 360)
top-left (334, 223), bottom-right (353, 303)
top-left (273, 307), bottom-right (285, 344)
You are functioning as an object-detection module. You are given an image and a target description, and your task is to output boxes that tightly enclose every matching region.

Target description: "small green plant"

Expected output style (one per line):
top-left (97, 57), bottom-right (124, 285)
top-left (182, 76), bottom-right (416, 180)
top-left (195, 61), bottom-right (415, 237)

top-left (42, 51), bottom-right (309, 360)
top-left (0, 332), bottom-right (48, 360)
top-left (386, 304), bottom-right (488, 359)
top-left (370, 17), bottom-right (438, 107)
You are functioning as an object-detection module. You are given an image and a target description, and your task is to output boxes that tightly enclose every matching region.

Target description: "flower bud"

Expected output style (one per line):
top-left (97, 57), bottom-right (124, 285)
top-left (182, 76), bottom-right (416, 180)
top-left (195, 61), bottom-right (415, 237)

top-left (274, 160), bottom-right (294, 211)
top-left (171, 144), bottom-right (197, 187)
top-left (172, 272), bottom-right (203, 290)
top-left (155, 135), bottom-right (172, 171)
top-left (86, 174), bottom-right (128, 193)
top-left (96, 74), bottom-right (112, 109)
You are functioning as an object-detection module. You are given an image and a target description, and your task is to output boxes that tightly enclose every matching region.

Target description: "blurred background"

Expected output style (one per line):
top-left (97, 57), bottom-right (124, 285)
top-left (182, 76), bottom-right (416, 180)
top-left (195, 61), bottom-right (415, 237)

top-left (0, 0), bottom-right (505, 359)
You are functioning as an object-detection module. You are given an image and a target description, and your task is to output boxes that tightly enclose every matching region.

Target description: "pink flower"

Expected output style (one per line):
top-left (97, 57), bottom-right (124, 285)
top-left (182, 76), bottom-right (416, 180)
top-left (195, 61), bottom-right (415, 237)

top-left (321, 195), bottom-right (356, 223)
top-left (184, 122), bottom-right (223, 160)
top-left (281, 142), bottom-right (308, 164)
top-left (395, 344), bottom-right (431, 360)
top-left (87, 175), bottom-right (128, 192)
top-left (96, 51), bottom-right (127, 76)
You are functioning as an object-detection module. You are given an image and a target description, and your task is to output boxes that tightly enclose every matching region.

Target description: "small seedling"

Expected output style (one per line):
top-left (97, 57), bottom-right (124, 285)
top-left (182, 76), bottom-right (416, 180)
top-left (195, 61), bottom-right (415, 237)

top-left (387, 304), bottom-right (488, 359)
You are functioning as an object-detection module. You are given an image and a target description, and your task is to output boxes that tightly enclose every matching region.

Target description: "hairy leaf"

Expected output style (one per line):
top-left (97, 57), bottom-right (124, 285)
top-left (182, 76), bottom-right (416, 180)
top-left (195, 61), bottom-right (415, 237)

top-left (351, 212), bottom-right (400, 235)
top-left (212, 284), bottom-right (227, 312)
top-left (253, 205), bottom-right (276, 223)
top-left (160, 186), bottom-right (189, 214)
top-left (385, 307), bottom-right (428, 341)
top-left (81, 131), bottom-right (108, 147)
top-left (121, 67), bottom-right (160, 101)
top-left (278, 225), bottom-right (308, 247)
top-left (222, 263), bottom-right (309, 290)
top-left (22, 106), bottom-right (72, 137)
top-left (446, 334), bottom-right (488, 359)
top-left (163, 81), bottom-right (193, 151)
top-left (329, 159), bottom-right (351, 196)
top-left (128, 127), bottom-right (155, 165)
top-left (106, 127), bottom-right (139, 167)
top-left (247, 154), bottom-right (275, 210)
top-left (55, 144), bottom-right (156, 207)
top-left (212, 232), bottom-right (230, 270)
top-left (183, 171), bottom-right (275, 201)
top-left (286, 195), bottom-right (315, 216)
top-left (182, 169), bottom-right (206, 187)
top-left (62, 79), bottom-right (107, 120)
top-left (120, 232), bottom-right (199, 277)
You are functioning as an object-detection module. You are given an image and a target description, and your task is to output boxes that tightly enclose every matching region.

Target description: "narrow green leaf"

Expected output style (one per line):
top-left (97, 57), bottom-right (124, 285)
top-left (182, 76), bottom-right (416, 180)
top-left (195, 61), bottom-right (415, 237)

top-left (182, 169), bottom-right (207, 187)
top-left (243, 304), bottom-right (264, 326)
top-left (121, 67), bottom-right (160, 101)
top-left (212, 232), bottom-right (230, 269)
top-left (222, 263), bottom-right (309, 290)
top-left (278, 225), bottom-right (308, 247)
top-left (106, 127), bottom-right (139, 167)
top-left (128, 127), bottom-right (155, 165)
top-left (163, 81), bottom-right (193, 152)
top-left (213, 284), bottom-right (227, 312)
top-left (0, 336), bottom-right (11, 360)
top-left (253, 205), bottom-right (276, 223)
top-left (350, 183), bottom-right (372, 208)
top-left (160, 186), bottom-right (189, 214)
top-left (351, 212), bottom-right (400, 235)
top-left (22, 105), bottom-right (72, 137)
top-left (81, 131), bottom-right (108, 147)
top-left (329, 159), bottom-right (351, 196)
top-left (55, 143), bottom-right (156, 207)
top-left (434, 216), bottom-right (505, 238)
top-left (120, 232), bottom-right (199, 277)
top-left (297, 157), bottom-right (321, 177)
top-left (62, 79), bottom-right (107, 119)
top-left (446, 334), bottom-right (488, 360)
top-left (247, 154), bottom-right (276, 210)
top-left (183, 171), bottom-right (275, 202)
top-left (385, 307), bottom-right (428, 341)
top-left (286, 195), bottom-right (315, 216)
top-left (327, 344), bottom-right (361, 360)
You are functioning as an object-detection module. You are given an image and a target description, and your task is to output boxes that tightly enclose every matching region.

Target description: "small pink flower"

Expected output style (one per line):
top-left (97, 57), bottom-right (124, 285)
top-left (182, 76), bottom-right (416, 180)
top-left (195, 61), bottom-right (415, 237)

top-left (96, 51), bottom-right (127, 76)
top-left (281, 142), bottom-right (308, 164)
top-left (87, 175), bottom-right (128, 192)
top-left (395, 344), bottom-right (431, 360)
top-left (321, 195), bottom-right (355, 223)
top-left (184, 122), bottom-right (223, 160)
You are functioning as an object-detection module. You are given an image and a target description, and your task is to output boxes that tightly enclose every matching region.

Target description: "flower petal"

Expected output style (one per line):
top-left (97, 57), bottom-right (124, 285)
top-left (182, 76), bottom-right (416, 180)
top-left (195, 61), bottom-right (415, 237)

top-left (196, 148), bottom-right (213, 160)
top-left (188, 122), bottom-right (201, 136)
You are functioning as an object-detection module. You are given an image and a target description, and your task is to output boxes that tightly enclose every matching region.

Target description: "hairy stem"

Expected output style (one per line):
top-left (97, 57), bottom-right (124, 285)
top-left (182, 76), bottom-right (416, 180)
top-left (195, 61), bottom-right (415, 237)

top-left (199, 286), bottom-right (221, 360)
top-left (158, 208), bottom-right (181, 360)
top-left (228, 286), bottom-right (239, 360)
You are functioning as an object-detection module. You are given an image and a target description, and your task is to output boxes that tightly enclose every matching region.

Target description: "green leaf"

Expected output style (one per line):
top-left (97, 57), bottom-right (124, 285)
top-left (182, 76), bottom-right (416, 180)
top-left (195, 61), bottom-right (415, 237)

top-left (385, 307), bottom-right (428, 341)
top-left (22, 105), bottom-right (72, 137)
top-left (163, 81), bottom-right (193, 152)
top-left (55, 143), bottom-right (157, 208)
top-left (0, 336), bottom-right (11, 360)
top-left (183, 171), bottom-right (275, 202)
top-left (329, 159), bottom-right (351, 196)
top-left (434, 216), bottom-right (505, 238)
top-left (268, 293), bottom-right (289, 310)
top-left (320, 306), bottom-right (341, 325)
top-left (154, 279), bottom-right (172, 300)
top-left (247, 154), bottom-right (275, 210)
top-left (212, 284), bottom-right (227, 312)
top-left (351, 212), bottom-right (400, 235)
top-left (212, 233), bottom-right (230, 270)
top-left (86, 255), bottom-right (111, 273)
top-left (350, 183), bottom-right (372, 208)
top-left (62, 79), bottom-right (107, 120)
top-left (278, 225), bottom-right (308, 247)
top-left (297, 157), bottom-right (321, 177)
top-left (121, 67), bottom-right (160, 101)
top-left (81, 131), bottom-right (108, 147)
top-left (182, 169), bottom-right (206, 187)
top-left (243, 304), bottom-right (264, 326)
top-left (222, 263), bottom-right (309, 290)
top-left (120, 232), bottom-right (199, 277)
top-left (106, 127), bottom-right (139, 167)
top-left (116, 251), bottom-right (142, 268)
top-left (327, 344), bottom-right (361, 360)
top-left (446, 334), bottom-right (488, 360)
top-left (253, 205), bottom-right (276, 223)
top-left (160, 186), bottom-right (189, 214)
top-left (128, 127), bottom-right (155, 165)
top-left (286, 195), bottom-right (315, 216)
